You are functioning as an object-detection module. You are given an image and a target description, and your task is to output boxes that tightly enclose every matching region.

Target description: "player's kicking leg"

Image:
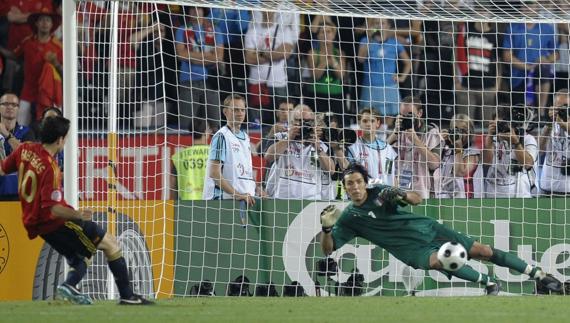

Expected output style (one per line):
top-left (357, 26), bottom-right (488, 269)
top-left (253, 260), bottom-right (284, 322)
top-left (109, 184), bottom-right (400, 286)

top-left (57, 256), bottom-right (93, 304)
top-left (97, 232), bottom-right (154, 305)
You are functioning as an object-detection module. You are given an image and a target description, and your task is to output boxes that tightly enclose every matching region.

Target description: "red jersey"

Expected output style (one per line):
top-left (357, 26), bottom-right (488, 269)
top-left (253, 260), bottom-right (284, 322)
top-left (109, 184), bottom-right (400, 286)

top-left (14, 35), bottom-right (63, 104)
top-left (0, 142), bottom-right (67, 239)
top-left (5, 0), bottom-right (53, 50)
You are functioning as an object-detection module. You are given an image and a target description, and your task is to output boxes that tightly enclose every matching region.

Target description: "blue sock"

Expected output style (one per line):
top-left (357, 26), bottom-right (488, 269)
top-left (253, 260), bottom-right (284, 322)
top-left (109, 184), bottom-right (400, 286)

top-left (65, 258), bottom-right (87, 287)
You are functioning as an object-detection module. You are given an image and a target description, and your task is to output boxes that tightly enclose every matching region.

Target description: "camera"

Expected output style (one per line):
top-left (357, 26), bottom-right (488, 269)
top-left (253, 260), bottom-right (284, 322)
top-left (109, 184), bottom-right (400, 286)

top-left (561, 156), bottom-right (570, 176)
top-left (316, 257), bottom-right (338, 276)
top-left (496, 121), bottom-right (511, 134)
top-left (298, 120), bottom-right (315, 140)
top-left (446, 127), bottom-right (465, 147)
top-left (509, 161), bottom-right (524, 175)
top-left (497, 107), bottom-right (527, 146)
top-left (400, 112), bottom-right (417, 131)
top-left (322, 113), bottom-right (357, 145)
top-left (558, 105), bottom-right (570, 122)
top-left (338, 269), bottom-right (365, 297)
top-left (325, 128), bottom-right (357, 145)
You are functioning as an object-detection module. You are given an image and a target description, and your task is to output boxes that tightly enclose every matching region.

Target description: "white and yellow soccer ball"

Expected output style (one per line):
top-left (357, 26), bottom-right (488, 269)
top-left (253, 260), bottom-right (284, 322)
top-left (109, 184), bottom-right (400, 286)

top-left (437, 242), bottom-right (468, 271)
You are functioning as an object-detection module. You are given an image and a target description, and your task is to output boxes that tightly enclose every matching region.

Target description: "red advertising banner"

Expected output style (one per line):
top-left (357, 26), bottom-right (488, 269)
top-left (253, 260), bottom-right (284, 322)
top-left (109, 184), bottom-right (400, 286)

top-left (79, 133), bottom-right (264, 200)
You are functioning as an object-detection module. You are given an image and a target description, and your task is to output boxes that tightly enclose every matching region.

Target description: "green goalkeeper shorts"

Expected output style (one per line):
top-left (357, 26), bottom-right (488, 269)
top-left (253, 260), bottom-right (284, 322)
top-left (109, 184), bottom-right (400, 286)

top-left (389, 222), bottom-right (476, 270)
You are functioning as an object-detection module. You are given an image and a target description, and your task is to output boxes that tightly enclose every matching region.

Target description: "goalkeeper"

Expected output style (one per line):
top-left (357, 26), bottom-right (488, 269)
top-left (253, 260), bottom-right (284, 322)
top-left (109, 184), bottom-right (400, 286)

top-left (320, 163), bottom-right (563, 295)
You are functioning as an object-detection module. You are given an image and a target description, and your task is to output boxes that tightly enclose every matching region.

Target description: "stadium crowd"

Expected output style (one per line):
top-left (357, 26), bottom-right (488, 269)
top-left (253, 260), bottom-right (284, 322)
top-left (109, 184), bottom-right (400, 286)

top-left (2, 0), bottom-right (570, 200)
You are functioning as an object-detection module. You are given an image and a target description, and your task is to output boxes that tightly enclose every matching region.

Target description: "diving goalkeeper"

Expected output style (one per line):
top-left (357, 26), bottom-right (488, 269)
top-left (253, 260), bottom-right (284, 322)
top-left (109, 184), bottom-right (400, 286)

top-left (320, 163), bottom-right (562, 295)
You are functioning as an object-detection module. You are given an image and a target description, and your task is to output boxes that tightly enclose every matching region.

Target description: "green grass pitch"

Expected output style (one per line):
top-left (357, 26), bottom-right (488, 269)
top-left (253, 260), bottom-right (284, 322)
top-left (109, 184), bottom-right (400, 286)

top-left (1, 297), bottom-right (568, 323)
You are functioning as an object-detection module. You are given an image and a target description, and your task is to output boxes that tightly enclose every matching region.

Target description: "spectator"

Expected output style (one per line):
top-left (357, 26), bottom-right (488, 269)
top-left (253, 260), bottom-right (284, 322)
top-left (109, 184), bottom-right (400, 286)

top-left (387, 95), bottom-right (442, 198)
top-left (264, 104), bottom-right (335, 199)
top-left (502, 0), bottom-right (557, 110)
top-left (305, 17), bottom-right (346, 115)
top-left (255, 99), bottom-right (295, 155)
top-left (208, 6), bottom-right (250, 93)
top-left (455, 10), bottom-right (502, 125)
top-left (357, 18), bottom-right (411, 128)
top-left (0, 93), bottom-right (36, 155)
top-left (539, 90), bottom-right (570, 195)
top-left (0, 93), bottom-right (36, 199)
top-left (3, 0), bottom-right (53, 51)
top-left (434, 114), bottom-right (483, 198)
top-left (172, 121), bottom-right (210, 200)
top-left (175, 6), bottom-right (224, 132)
top-left (554, 16), bottom-right (570, 93)
top-left (133, 19), bottom-right (169, 129)
top-left (345, 108), bottom-right (398, 186)
top-left (12, 8), bottom-right (62, 126)
top-left (244, 10), bottom-right (299, 127)
top-left (483, 106), bottom-right (537, 198)
top-left (321, 112), bottom-right (352, 200)
top-left (419, 0), bottom-right (462, 124)
top-left (203, 95), bottom-right (260, 203)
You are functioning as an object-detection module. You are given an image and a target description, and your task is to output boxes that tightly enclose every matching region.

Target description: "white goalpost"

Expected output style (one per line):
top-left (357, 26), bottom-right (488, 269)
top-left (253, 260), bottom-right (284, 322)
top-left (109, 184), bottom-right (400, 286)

top-left (52, 0), bottom-right (570, 299)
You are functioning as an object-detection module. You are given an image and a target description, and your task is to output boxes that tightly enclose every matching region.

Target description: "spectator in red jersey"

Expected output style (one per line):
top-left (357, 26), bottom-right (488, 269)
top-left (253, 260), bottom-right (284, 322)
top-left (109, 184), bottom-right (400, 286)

top-left (3, 0), bottom-right (53, 51)
top-left (12, 8), bottom-right (62, 127)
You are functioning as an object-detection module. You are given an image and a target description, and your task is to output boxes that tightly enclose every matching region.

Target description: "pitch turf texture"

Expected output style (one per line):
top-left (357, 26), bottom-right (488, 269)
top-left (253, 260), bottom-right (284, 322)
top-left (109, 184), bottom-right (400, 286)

top-left (1, 297), bottom-right (568, 323)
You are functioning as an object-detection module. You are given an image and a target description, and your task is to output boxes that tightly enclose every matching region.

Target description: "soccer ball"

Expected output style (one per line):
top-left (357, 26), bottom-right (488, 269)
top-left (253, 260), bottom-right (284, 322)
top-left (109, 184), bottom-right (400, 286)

top-left (437, 241), bottom-right (468, 271)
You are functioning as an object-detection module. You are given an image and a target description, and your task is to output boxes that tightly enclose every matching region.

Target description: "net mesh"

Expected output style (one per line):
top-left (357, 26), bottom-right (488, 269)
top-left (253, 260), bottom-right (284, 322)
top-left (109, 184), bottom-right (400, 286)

top-left (68, 0), bottom-right (570, 298)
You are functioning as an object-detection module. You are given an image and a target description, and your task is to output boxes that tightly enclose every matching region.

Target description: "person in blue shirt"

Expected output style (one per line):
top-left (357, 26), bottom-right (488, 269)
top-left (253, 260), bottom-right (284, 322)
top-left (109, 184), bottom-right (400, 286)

top-left (502, 0), bottom-right (558, 109)
top-left (0, 93), bottom-right (36, 199)
top-left (357, 18), bottom-right (411, 128)
top-left (175, 6), bottom-right (225, 132)
top-left (208, 7), bottom-right (251, 95)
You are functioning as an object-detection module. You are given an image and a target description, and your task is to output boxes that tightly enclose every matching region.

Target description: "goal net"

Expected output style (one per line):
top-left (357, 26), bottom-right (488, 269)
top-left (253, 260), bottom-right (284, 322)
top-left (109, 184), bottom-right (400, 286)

top-left (58, 0), bottom-right (570, 299)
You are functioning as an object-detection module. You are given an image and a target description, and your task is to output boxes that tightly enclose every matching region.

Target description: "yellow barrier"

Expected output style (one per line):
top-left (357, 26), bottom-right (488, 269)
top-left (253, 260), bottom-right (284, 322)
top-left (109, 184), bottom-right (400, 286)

top-left (0, 201), bottom-right (175, 300)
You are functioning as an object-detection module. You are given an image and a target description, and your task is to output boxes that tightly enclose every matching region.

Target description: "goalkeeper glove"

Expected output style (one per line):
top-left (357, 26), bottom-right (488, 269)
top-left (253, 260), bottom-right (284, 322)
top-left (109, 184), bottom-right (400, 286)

top-left (377, 187), bottom-right (408, 205)
top-left (320, 205), bottom-right (341, 234)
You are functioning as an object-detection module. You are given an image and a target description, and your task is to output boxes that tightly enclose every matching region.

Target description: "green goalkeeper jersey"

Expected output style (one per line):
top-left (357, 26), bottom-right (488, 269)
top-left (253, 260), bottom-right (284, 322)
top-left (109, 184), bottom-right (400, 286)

top-left (332, 185), bottom-right (439, 253)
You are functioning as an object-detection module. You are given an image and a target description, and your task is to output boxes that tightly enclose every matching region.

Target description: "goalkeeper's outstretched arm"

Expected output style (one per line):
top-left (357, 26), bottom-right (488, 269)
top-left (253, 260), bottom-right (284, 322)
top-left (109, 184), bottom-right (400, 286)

top-left (320, 231), bottom-right (334, 255)
top-left (402, 190), bottom-right (422, 206)
top-left (319, 205), bottom-right (341, 255)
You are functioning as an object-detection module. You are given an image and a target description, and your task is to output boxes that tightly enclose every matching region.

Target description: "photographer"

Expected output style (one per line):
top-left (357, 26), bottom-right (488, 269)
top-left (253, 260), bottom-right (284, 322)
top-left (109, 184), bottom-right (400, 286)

top-left (320, 113), bottom-right (356, 200)
top-left (434, 114), bottom-right (483, 198)
top-left (483, 106), bottom-right (537, 198)
top-left (346, 108), bottom-right (397, 186)
top-left (539, 97), bottom-right (570, 195)
top-left (264, 104), bottom-right (335, 199)
top-left (386, 96), bottom-right (442, 198)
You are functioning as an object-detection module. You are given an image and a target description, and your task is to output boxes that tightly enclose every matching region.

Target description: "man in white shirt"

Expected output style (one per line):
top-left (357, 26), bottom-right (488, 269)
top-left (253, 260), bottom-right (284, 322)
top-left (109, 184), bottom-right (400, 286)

top-left (386, 96), bottom-right (442, 198)
top-left (539, 90), bottom-right (570, 194)
top-left (203, 95), bottom-right (256, 205)
top-left (264, 104), bottom-right (335, 199)
top-left (483, 106), bottom-right (537, 198)
top-left (244, 9), bottom-right (299, 125)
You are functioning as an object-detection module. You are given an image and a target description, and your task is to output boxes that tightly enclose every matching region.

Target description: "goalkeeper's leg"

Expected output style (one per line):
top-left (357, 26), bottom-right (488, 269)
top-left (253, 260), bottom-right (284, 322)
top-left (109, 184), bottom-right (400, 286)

top-left (470, 243), bottom-right (563, 293)
top-left (429, 252), bottom-right (499, 295)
